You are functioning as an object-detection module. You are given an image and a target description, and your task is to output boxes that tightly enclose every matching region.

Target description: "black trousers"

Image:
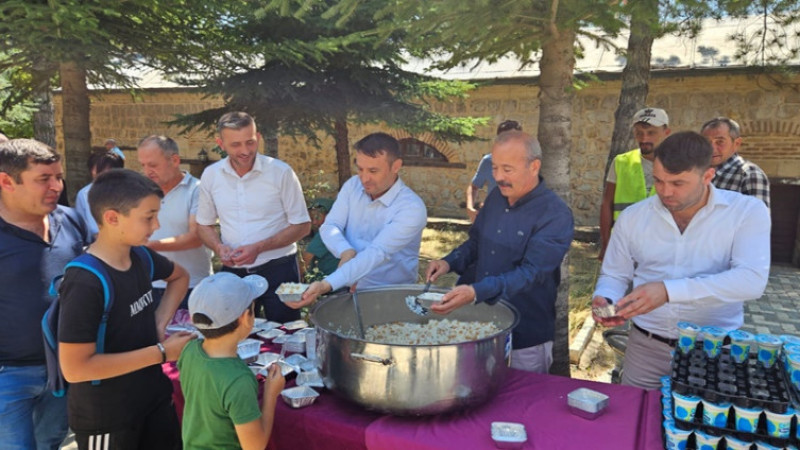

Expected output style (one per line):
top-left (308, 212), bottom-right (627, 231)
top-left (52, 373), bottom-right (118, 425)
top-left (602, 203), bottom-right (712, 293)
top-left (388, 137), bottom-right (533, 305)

top-left (222, 254), bottom-right (302, 323)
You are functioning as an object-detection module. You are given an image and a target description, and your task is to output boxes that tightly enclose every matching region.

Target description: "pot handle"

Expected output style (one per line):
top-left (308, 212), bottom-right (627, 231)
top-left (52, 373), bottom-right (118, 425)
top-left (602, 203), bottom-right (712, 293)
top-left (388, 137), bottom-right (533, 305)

top-left (350, 352), bottom-right (394, 366)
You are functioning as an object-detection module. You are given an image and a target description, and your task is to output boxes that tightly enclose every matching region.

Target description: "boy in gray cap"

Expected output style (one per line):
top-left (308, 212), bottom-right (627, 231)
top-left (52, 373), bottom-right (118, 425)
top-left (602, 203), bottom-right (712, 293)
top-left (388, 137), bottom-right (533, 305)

top-left (179, 272), bottom-right (285, 449)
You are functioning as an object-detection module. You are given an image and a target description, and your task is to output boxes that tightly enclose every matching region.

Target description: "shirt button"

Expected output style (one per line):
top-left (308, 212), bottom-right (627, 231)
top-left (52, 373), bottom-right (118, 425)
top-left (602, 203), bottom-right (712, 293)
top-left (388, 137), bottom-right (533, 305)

top-left (505, 209), bottom-right (509, 213)
top-left (497, 229), bottom-right (502, 234)
top-left (491, 250), bottom-right (495, 255)
top-left (484, 272), bottom-right (489, 276)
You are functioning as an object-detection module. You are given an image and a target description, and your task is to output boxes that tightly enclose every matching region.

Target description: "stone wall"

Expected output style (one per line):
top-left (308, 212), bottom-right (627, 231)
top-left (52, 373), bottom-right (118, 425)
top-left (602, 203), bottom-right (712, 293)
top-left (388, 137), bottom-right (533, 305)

top-left (54, 69), bottom-right (800, 226)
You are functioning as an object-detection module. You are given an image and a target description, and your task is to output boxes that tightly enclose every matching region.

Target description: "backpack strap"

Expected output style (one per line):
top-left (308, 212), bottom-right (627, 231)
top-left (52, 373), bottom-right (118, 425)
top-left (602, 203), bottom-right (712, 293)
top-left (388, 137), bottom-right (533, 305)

top-left (131, 246), bottom-right (155, 281)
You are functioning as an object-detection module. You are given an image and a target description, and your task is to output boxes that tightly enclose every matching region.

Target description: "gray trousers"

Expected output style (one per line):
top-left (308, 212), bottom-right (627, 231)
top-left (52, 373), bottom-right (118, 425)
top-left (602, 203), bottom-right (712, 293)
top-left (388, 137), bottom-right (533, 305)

top-left (621, 325), bottom-right (672, 390)
top-left (510, 341), bottom-right (554, 374)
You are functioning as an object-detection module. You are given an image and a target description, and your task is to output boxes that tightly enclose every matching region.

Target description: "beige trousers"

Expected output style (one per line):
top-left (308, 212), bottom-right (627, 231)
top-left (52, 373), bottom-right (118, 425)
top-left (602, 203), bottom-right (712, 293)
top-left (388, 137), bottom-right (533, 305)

top-left (620, 325), bottom-right (673, 390)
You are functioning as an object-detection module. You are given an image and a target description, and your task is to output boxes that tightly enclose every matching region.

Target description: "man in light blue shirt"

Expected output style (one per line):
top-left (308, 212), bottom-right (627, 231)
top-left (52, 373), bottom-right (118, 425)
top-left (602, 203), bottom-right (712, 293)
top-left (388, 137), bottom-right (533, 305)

top-left (290, 132), bottom-right (427, 307)
top-left (138, 135), bottom-right (213, 309)
top-left (74, 151), bottom-right (124, 237)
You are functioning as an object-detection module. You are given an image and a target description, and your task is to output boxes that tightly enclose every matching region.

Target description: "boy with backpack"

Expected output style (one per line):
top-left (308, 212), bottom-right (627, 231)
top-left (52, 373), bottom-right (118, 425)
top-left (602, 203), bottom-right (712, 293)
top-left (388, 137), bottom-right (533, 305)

top-left (58, 169), bottom-right (194, 449)
top-left (179, 272), bottom-right (285, 449)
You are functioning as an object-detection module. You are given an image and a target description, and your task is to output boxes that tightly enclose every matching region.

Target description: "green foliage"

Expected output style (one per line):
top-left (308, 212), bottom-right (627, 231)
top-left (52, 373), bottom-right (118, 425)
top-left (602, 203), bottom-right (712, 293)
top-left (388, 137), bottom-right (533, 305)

top-left (166, 0), bottom-right (488, 147)
top-left (0, 65), bottom-right (35, 137)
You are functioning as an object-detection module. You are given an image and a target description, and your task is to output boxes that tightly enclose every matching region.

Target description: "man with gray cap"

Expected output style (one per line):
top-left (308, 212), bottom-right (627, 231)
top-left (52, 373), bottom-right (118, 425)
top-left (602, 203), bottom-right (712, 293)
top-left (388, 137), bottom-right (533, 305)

top-left (180, 272), bottom-right (284, 449)
top-left (599, 107), bottom-right (671, 260)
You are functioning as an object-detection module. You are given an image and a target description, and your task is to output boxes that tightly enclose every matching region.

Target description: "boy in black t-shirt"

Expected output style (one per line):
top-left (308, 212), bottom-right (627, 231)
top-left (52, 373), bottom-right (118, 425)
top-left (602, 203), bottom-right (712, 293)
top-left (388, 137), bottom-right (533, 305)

top-left (58, 169), bottom-right (194, 450)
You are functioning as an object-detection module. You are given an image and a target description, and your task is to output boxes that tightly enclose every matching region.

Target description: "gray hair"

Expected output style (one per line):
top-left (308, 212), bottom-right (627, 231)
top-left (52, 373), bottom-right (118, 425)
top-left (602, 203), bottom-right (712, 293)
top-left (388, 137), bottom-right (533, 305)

top-left (494, 130), bottom-right (542, 163)
top-left (0, 139), bottom-right (60, 183)
top-left (700, 117), bottom-right (741, 140)
top-left (138, 135), bottom-right (180, 157)
top-left (217, 111), bottom-right (255, 134)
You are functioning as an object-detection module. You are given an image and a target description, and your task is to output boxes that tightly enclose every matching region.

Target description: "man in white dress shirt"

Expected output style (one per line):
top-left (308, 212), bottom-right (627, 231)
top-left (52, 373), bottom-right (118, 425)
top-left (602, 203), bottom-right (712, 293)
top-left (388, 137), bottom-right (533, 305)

top-left (137, 135), bottom-right (212, 309)
top-left (592, 131), bottom-right (770, 390)
top-left (290, 132), bottom-right (427, 307)
top-left (196, 112), bottom-right (311, 321)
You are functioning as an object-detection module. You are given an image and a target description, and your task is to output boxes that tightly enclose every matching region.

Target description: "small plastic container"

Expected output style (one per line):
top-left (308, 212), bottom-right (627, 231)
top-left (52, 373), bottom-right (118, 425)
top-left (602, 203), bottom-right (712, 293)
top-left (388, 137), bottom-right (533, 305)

top-left (283, 353), bottom-right (308, 367)
top-left (254, 352), bottom-right (280, 367)
top-left (275, 283), bottom-right (308, 303)
top-left (296, 369), bottom-right (325, 388)
top-left (490, 422), bottom-right (527, 449)
top-left (257, 328), bottom-right (285, 340)
top-left (261, 360), bottom-right (296, 377)
top-left (284, 334), bottom-right (306, 353)
top-left (255, 320), bottom-right (282, 332)
top-left (567, 388), bottom-right (609, 420)
top-left (283, 319), bottom-right (309, 331)
top-left (591, 303), bottom-right (617, 319)
top-left (237, 338), bottom-right (262, 363)
top-left (671, 392), bottom-right (700, 422)
top-left (677, 322), bottom-right (701, 354)
top-left (281, 386), bottom-right (319, 408)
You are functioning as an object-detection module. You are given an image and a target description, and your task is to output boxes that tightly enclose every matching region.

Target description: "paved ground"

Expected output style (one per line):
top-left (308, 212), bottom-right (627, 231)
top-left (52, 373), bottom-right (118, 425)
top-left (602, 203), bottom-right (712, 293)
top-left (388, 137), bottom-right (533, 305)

top-left (742, 263), bottom-right (800, 335)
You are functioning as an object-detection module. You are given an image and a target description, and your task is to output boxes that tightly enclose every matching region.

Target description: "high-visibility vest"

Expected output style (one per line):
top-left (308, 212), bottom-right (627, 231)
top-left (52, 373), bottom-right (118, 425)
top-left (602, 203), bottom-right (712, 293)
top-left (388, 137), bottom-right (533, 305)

top-left (613, 149), bottom-right (656, 220)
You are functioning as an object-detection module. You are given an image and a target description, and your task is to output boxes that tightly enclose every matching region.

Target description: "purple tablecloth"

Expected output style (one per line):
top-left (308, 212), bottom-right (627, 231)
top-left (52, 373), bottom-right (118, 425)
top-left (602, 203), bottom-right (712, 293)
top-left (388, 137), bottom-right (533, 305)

top-left (165, 346), bottom-right (663, 449)
top-left (364, 370), bottom-right (658, 449)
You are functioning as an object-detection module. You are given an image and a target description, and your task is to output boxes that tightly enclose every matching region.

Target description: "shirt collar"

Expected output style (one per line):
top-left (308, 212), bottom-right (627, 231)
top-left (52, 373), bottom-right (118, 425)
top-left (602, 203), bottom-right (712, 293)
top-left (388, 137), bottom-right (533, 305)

top-left (177, 171), bottom-right (192, 187)
top-left (717, 153), bottom-right (743, 172)
top-left (364, 176), bottom-right (406, 207)
top-left (0, 206), bottom-right (62, 244)
top-left (501, 176), bottom-right (548, 209)
top-left (222, 154), bottom-right (263, 177)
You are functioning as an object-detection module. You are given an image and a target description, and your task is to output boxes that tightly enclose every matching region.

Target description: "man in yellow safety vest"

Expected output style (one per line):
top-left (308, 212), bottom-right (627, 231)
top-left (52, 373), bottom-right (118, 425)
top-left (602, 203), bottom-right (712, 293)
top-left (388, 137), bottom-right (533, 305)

top-left (599, 107), bottom-right (671, 260)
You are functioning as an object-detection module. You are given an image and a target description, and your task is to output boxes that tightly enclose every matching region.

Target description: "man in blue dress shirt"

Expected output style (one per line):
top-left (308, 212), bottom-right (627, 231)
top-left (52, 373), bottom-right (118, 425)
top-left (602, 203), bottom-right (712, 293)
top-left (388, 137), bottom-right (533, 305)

top-left (427, 131), bottom-right (574, 373)
top-left (291, 132), bottom-right (427, 307)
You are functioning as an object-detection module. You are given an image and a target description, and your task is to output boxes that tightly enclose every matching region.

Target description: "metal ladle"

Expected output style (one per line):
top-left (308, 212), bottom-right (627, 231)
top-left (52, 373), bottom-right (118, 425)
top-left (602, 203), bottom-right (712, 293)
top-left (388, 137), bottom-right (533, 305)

top-left (352, 289), bottom-right (366, 338)
top-left (405, 281), bottom-right (432, 316)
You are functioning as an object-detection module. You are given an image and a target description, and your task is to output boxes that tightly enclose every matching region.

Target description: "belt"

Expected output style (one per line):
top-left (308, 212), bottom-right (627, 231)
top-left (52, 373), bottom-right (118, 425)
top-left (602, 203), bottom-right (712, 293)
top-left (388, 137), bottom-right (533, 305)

top-left (632, 322), bottom-right (678, 348)
top-left (224, 254), bottom-right (297, 275)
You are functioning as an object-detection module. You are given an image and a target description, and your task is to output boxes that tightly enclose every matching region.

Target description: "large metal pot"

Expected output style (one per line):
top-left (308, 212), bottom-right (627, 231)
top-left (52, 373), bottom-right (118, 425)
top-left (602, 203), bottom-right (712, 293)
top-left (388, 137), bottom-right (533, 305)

top-left (310, 284), bottom-right (519, 415)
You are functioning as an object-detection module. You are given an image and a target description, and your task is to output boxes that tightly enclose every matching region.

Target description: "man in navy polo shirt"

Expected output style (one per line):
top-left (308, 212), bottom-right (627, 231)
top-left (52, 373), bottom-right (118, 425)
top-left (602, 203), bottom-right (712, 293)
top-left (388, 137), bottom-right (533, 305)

top-left (426, 131), bottom-right (574, 374)
top-left (0, 139), bottom-right (90, 449)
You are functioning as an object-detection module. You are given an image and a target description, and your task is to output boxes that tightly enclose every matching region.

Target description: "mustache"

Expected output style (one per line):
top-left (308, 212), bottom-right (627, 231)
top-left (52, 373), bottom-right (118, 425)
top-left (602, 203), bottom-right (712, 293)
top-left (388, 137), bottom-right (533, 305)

top-left (497, 181), bottom-right (512, 188)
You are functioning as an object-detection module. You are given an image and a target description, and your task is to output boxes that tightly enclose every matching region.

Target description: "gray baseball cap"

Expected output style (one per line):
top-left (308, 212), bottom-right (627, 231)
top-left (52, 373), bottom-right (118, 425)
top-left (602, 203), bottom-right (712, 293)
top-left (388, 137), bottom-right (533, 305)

top-left (189, 272), bottom-right (268, 329)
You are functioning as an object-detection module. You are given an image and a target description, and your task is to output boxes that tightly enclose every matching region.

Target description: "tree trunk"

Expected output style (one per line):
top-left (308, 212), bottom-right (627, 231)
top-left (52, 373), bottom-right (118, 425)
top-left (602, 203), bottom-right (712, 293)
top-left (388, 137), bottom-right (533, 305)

top-left (334, 117), bottom-right (350, 189)
top-left (59, 61), bottom-right (92, 203)
top-left (31, 65), bottom-right (56, 147)
top-left (256, 117), bottom-right (279, 158)
top-left (538, 27), bottom-right (576, 377)
top-left (606, 0), bottom-right (657, 174)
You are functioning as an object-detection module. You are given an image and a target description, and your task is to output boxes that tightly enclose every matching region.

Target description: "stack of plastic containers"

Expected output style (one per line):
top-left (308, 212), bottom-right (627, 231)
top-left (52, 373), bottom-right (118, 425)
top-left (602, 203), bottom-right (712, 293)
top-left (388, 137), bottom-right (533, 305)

top-left (661, 322), bottom-right (800, 450)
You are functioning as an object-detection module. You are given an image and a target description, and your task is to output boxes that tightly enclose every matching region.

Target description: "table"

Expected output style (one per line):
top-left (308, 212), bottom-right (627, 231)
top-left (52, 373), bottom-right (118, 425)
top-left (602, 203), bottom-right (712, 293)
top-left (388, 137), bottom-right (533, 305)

top-left (164, 356), bottom-right (664, 449)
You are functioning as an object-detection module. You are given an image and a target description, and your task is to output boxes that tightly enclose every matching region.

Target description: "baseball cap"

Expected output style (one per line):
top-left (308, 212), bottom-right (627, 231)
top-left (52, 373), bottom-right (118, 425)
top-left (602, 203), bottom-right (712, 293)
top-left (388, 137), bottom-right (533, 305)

top-left (189, 272), bottom-right (268, 329)
top-left (309, 198), bottom-right (334, 214)
top-left (632, 108), bottom-right (669, 127)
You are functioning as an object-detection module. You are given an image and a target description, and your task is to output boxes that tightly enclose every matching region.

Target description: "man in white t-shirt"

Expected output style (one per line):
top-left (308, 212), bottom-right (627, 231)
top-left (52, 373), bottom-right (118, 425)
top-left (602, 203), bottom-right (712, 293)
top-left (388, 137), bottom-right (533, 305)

top-left (196, 112), bottom-right (311, 322)
top-left (137, 135), bottom-right (213, 309)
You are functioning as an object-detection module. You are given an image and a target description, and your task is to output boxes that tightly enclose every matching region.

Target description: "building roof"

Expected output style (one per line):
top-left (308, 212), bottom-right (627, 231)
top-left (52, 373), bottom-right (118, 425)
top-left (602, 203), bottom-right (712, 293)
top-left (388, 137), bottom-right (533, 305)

top-left (106, 16), bottom-right (800, 90)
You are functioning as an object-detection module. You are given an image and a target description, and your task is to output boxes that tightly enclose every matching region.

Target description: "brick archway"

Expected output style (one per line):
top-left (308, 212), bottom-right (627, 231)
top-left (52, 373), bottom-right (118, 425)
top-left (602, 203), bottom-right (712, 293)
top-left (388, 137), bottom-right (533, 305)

top-left (388, 131), bottom-right (461, 164)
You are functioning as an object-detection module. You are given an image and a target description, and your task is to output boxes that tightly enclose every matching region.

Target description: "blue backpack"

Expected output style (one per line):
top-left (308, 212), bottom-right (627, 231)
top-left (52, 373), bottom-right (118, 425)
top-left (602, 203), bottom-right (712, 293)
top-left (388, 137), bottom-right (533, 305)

top-left (42, 246), bottom-right (154, 397)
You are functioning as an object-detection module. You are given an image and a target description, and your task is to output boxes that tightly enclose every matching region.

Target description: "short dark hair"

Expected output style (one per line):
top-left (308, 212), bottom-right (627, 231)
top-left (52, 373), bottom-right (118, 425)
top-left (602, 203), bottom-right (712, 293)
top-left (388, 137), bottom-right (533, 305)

top-left (192, 301), bottom-right (253, 339)
top-left (87, 151), bottom-right (124, 173)
top-left (138, 135), bottom-right (180, 157)
top-left (217, 111), bottom-right (255, 134)
top-left (700, 117), bottom-right (741, 139)
top-left (654, 131), bottom-right (712, 174)
top-left (496, 120), bottom-right (522, 135)
top-left (354, 132), bottom-right (400, 162)
top-left (89, 169), bottom-right (164, 225)
top-left (0, 139), bottom-right (60, 183)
